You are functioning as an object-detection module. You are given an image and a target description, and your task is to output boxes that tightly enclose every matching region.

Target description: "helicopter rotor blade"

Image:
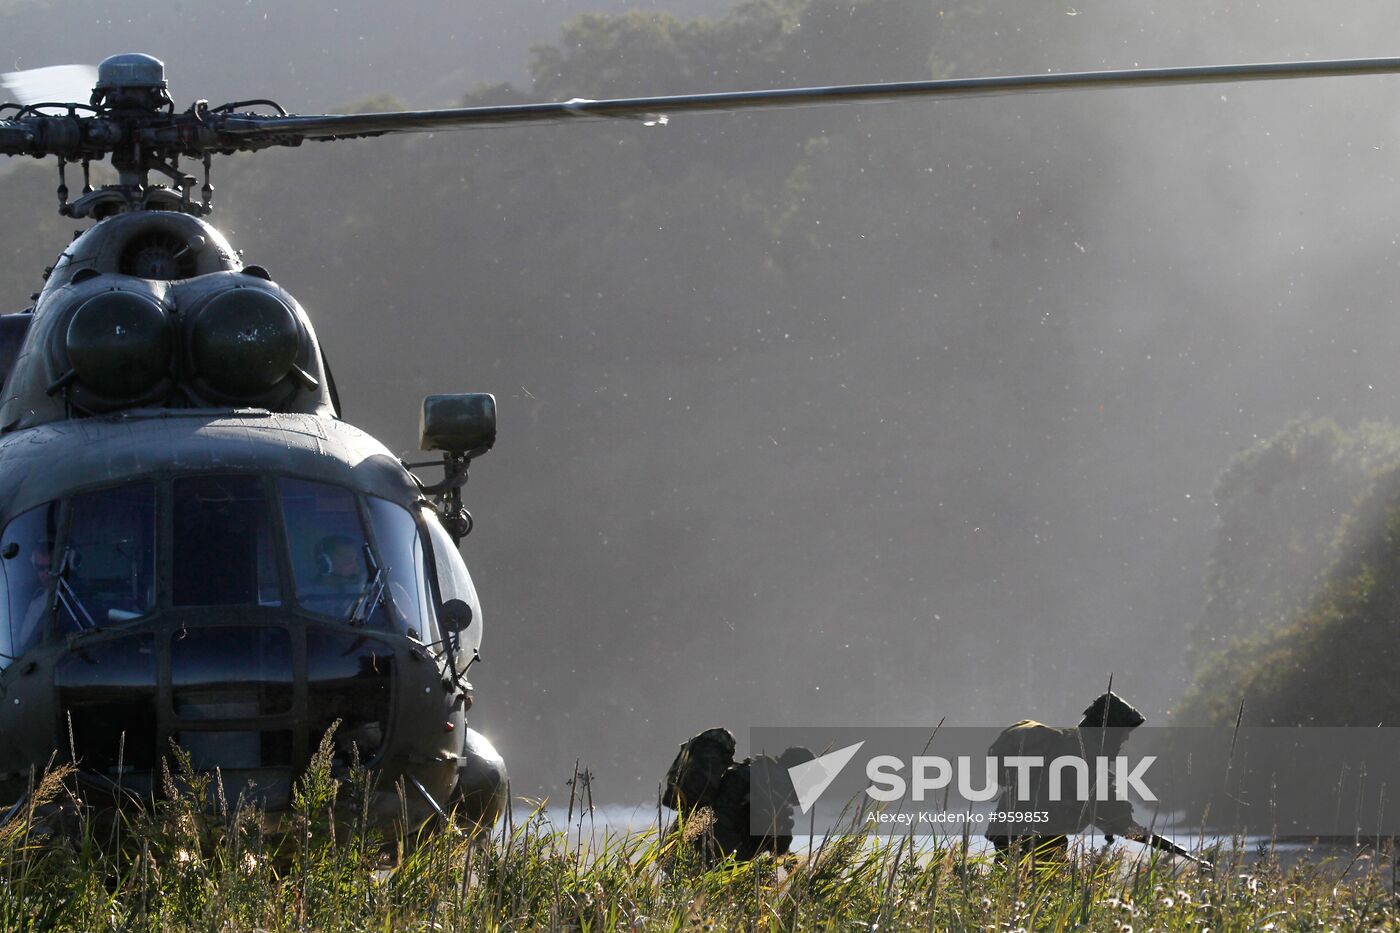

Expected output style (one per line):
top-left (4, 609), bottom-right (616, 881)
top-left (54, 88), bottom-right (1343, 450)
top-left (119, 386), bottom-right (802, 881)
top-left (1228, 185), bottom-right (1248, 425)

top-left (0, 64), bottom-right (97, 113)
top-left (210, 56), bottom-right (1400, 144)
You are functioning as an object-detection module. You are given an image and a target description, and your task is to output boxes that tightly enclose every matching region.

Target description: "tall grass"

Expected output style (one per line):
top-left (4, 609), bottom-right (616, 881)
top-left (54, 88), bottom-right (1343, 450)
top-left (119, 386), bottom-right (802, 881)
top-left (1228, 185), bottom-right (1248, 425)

top-left (1, 743), bottom-right (1395, 931)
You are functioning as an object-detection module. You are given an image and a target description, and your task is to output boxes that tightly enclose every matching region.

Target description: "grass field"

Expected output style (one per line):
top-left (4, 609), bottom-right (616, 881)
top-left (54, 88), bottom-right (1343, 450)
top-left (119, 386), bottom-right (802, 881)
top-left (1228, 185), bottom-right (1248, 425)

top-left (3, 746), bottom-right (1397, 931)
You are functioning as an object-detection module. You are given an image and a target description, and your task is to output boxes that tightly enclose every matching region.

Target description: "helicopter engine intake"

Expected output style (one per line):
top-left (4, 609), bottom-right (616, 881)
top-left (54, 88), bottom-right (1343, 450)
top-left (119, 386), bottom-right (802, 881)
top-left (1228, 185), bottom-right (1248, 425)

top-left (63, 290), bottom-right (173, 406)
top-left (0, 212), bottom-right (337, 429)
top-left (185, 286), bottom-right (304, 401)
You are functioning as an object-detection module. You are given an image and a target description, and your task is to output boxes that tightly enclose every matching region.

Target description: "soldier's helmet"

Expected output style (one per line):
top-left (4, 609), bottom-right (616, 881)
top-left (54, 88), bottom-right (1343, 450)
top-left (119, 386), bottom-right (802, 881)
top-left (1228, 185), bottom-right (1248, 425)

top-left (776, 746), bottom-right (815, 771)
top-left (1080, 692), bottom-right (1146, 729)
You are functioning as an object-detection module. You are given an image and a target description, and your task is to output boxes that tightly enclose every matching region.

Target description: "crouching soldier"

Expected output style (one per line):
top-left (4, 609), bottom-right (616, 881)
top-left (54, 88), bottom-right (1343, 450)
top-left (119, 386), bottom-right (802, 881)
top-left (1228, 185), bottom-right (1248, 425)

top-left (985, 692), bottom-right (1209, 870)
top-left (660, 727), bottom-right (813, 865)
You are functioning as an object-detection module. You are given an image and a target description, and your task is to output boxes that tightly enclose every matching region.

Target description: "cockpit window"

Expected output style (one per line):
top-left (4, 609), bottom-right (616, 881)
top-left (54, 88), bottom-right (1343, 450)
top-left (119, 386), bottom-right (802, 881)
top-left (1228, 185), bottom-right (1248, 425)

top-left (423, 509), bottom-right (482, 661)
top-left (59, 483), bottom-right (156, 631)
top-left (365, 497), bottom-right (436, 644)
top-left (1, 501), bottom-right (61, 659)
top-left (0, 476), bottom-right (456, 649)
top-left (279, 477), bottom-right (372, 620)
top-left (173, 475), bottom-right (280, 608)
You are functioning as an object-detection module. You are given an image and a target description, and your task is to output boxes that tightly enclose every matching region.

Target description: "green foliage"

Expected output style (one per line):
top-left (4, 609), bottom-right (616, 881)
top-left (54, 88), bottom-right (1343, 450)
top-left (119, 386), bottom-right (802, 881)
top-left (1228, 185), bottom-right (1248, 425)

top-left (0, 161), bottom-right (85, 311)
top-left (331, 93), bottom-right (408, 115)
top-left (1189, 417), bottom-right (1400, 663)
top-left (529, 0), bottom-right (949, 100)
top-left (1181, 453), bottom-right (1400, 722)
top-left (1180, 418), bottom-right (1400, 725)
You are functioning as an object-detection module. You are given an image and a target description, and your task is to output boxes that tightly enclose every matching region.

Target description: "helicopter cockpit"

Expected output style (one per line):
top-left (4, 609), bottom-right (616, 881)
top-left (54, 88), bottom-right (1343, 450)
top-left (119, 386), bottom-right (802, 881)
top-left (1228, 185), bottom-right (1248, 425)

top-left (0, 473), bottom-right (479, 662)
top-left (0, 430), bottom-right (485, 805)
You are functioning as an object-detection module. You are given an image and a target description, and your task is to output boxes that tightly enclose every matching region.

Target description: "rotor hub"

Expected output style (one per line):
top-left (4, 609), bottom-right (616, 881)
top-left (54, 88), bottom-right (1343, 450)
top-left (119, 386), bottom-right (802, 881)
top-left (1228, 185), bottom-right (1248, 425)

top-left (93, 53), bottom-right (166, 94)
top-left (92, 52), bottom-right (169, 113)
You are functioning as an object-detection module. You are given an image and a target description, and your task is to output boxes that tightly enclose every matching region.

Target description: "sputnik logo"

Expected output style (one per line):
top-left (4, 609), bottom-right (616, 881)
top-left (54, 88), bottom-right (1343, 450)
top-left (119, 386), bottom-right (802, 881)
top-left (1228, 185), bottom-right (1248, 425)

top-left (787, 741), bottom-right (865, 814)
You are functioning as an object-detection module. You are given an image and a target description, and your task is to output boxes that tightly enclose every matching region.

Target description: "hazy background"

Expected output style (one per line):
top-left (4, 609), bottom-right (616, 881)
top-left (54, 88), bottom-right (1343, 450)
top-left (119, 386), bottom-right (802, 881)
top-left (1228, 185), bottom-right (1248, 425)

top-left (5, 0), bottom-right (1400, 800)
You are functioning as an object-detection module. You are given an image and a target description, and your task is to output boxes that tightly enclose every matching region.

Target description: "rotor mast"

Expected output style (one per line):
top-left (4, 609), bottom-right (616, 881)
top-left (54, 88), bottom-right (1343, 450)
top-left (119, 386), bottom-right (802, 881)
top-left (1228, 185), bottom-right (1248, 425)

top-left (65, 53), bottom-right (211, 218)
top-left (96, 55), bottom-right (180, 192)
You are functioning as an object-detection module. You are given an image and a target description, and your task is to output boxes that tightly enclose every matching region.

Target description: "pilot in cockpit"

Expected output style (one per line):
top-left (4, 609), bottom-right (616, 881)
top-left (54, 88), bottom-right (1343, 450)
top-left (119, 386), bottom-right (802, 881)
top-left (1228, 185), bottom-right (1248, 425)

top-left (14, 542), bottom-right (54, 649)
top-left (316, 535), bottom-right (363, 590)
top-left (309, 534), bottom-right (366, 619)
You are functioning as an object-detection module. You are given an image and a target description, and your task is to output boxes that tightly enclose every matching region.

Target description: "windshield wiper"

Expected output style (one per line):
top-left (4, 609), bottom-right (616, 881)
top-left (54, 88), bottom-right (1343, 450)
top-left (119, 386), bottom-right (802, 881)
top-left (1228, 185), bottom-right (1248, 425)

top-left (347, 543), bottom-right (384, 626)
top-left (54, 546), bottom-right (96, 631)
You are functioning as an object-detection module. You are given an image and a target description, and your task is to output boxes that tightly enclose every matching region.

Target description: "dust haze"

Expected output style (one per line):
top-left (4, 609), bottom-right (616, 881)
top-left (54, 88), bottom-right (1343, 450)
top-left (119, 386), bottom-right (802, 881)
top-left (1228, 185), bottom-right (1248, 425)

top-left (5, 0), bottom-right (1400, 800)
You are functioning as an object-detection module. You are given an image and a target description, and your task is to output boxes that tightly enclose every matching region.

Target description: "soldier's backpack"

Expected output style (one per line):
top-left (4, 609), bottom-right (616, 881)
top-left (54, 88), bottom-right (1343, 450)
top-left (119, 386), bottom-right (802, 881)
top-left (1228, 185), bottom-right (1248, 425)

top-left (987, 720), bottom-right (1079, 814)
top-left (989, 719), bottom-right (1075, 761)
top-left (661, 727), bottom-right (736, 813)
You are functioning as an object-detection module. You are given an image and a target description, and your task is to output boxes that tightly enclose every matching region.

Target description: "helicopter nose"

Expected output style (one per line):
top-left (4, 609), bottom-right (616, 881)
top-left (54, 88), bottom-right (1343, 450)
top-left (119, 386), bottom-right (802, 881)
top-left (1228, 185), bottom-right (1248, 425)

top-left (53, 622), bottom-right (397, 808)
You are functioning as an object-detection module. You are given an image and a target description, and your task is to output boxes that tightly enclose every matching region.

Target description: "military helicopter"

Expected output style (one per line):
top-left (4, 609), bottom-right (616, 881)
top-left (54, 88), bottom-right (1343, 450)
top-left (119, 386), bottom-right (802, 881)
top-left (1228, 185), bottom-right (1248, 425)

top-left (0, 51), bottom-right (1398, 835)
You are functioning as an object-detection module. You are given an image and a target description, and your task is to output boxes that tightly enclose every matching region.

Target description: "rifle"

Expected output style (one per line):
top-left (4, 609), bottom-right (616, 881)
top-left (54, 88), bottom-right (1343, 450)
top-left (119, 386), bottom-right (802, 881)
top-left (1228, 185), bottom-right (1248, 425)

top-left (1117, 827), bottom-right (1214, 872)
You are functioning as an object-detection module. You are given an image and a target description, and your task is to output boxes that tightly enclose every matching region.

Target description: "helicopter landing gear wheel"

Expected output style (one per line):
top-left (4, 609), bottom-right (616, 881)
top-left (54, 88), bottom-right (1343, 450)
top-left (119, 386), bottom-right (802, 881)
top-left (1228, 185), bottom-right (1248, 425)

top-left (451, 728), bottom-right (507, 835)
